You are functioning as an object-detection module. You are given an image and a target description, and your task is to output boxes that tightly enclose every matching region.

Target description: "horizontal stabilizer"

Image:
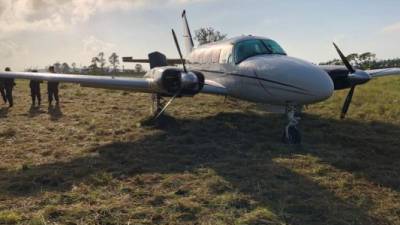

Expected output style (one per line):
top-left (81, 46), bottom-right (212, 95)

top-left (122, 57), bottom-right (184, 65)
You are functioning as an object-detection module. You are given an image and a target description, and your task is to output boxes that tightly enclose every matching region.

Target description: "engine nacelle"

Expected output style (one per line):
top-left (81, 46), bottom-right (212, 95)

top-left (145, 67), bottom-right (205, 96)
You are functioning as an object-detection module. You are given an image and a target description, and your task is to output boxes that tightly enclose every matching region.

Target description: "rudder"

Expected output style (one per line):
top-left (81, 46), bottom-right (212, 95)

top-left (182, 10), bottom-right (194, 56)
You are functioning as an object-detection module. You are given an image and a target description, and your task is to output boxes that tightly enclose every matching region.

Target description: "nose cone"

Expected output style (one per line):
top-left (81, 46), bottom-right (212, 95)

top-left (246, 55), bottom-right (334, 104)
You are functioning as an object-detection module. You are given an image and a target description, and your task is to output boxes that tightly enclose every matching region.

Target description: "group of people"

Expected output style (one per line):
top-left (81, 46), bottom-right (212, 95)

top-left (0, 66), bottom-right (60, 108)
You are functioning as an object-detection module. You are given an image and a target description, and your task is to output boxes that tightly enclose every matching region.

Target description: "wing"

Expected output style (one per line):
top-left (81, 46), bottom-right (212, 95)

top-left (365, 68), bottom-right (400, 78)
top-left (122, 57), bottom-right (184, 65)
top-left (0, 71), bottom-right (227, 96)
top-left (0, 71), bottom-right (154, 92)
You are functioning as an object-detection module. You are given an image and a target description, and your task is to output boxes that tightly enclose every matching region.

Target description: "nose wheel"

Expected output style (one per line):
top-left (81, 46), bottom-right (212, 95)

top-left (282, 105), bottom-right (302, 144)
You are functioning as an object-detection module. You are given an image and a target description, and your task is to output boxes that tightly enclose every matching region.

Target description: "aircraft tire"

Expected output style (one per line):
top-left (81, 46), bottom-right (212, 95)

top-left (282, 126), bottom-right (302, 144)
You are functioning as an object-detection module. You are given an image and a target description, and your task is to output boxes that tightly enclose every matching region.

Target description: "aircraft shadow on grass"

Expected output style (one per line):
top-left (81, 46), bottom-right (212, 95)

top-left (0, 112), bottom-right (398, 224)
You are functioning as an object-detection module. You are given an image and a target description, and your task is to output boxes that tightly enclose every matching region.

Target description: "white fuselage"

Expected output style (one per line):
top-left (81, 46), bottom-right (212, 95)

top-left (186, 36), bottom-right (334, 106)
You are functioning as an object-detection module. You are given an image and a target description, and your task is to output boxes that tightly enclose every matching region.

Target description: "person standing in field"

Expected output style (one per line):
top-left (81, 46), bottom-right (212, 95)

top-left (0, 77), bottom-right (6, 104)
top-left (47, 66), bottom-right (60, 106)
top-left (4, 67), bottom-right (15, 107)
top-left (29, 70), bottom-right (42, 106)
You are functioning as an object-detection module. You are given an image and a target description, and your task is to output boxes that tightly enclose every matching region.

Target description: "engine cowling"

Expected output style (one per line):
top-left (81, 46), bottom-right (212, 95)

top-left (145, 67), bottom-right (205, 96)
top-left (324, 66), bottom-right (371, 90)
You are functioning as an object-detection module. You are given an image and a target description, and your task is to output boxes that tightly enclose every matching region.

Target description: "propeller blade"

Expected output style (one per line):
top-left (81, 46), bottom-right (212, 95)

top-left (340, 85), bottom-right (356, 119)
top-left (333, 42), bottom-right (356, 74)
top-left (172, 29), bottom-right (187, 73)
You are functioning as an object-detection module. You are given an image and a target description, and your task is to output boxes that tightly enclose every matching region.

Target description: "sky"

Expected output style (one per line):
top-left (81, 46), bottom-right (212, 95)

top-left (1, 0), bottom-right (400, 71)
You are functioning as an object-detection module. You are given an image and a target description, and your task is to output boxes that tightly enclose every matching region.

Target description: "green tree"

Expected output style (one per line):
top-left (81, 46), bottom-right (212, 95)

top-left (195, 27), bottom-right (227, 45)
top-left (346, 53), bottom-right (359, 66)
top-left (71, 62), bottom-right (77, 72)
top-left (90, 57), bottom-right (99, 72)
top-left (358, 52), bottom-right (376, 69)
top-left (108, 53), bottom-right (119, 72)
top-left (61, 62), bottom-right (70, 73)
top-left (98, 52), bottom-right (106, 72)
top-left (53, 62), bottom-right (61, 73)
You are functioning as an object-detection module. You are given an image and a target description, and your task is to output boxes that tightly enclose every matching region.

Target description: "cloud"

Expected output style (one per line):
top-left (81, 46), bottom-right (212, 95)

top-left (0, 0), bottom-right (212, 34)
top-left (83, 36), bottom-right (116, 56)
top-left (0, 39), bottom-right (29, 58)
top-left (382, 22), bottom-right (400, 33)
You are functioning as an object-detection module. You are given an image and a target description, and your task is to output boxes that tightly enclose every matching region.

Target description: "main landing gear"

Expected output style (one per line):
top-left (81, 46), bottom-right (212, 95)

top-left (151, 93), bottom-right (165, 117)
top-left (150, 93), bottom-right (179, 119)
top-left (282, 105), bottom-right (302, 144)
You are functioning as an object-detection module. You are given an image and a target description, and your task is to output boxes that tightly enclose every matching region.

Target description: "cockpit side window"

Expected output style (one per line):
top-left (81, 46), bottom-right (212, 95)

top-left (234, 39), bottom-right (268, 64)
top-left (261, 39), bottom-right (287, 55)
top-left (234, 39), bottom-right (287, 64)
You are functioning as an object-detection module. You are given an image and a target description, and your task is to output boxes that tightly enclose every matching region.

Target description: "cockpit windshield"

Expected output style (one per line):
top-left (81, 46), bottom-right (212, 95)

top-left (234, 39), bottom-right (286, 64)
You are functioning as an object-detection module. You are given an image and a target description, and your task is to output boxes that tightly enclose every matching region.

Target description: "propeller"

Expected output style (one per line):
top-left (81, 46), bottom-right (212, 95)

top-left (333, 42), bottom-right (359, 119)
top-left (172, 29), bottom-right (187, 73)
top-left (333, 42), bottom-right (355, 73)
top-left (153, 29), bottom-right (186, 120)
top-left (340, 85), bottom-right (355, 119)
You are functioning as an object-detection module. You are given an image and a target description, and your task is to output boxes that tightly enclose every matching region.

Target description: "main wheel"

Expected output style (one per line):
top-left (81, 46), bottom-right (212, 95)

top-left (150, 94), bottom-right (162, 117)
top-left (282, 126), bottom-right (302, 144)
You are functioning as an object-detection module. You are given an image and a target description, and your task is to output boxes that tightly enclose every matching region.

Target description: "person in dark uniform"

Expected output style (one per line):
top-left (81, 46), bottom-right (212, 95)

top-left (0, 77), bottom-right (6, 104)
top-left (4, 67), bottom-right (15, 107)
top-left (47, 66), bottom-right (59, 106)
top-left (29, 70), bottom-right (42, 106)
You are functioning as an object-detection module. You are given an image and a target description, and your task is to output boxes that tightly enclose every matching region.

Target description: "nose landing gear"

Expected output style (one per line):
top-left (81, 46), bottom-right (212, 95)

top-left (282, 105), bottom-right (302, 144)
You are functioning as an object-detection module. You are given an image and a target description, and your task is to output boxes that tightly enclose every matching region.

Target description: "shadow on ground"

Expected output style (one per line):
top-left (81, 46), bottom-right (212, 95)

top-left (0, 112), bottom-right (399, 224)
top-left (0, 107), bottom-right (9, 118)
top-left (48, 104), bottom-right (63, 121)
top-left (27, 105), bottom-right (47, 118)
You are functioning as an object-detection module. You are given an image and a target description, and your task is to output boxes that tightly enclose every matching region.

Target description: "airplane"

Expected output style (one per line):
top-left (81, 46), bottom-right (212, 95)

top-left (1, 10), bottom-right (400, 144)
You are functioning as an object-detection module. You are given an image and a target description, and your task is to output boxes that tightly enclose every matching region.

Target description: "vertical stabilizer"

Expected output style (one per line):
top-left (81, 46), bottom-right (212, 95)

top-left (182, 10), bottom-right (194, 55)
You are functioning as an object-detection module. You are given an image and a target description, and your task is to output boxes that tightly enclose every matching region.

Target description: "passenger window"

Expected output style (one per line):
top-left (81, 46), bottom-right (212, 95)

top-left (212, 49), bottom-right (221, 64)
top-left (206, 51), bottom-right (213, 64)
top-left (198, 51), bottom-right (205, 64)
top-left (227, 54), bottom-right (233, 64)
top-left (219, 45), bottom-right (233, 64)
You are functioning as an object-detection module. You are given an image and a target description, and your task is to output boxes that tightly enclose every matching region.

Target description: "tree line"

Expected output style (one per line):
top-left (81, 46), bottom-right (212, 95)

top-left (51, 52), bottom-right (145, 75)
top-left (320, 52), bottom-right (400, 70)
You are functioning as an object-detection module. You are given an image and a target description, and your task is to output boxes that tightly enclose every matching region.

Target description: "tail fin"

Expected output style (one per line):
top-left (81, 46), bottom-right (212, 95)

top-left (182, 10), bottom-right (194, 55)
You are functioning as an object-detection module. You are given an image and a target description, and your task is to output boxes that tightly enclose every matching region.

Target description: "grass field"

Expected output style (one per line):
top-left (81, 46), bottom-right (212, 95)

top-left (0, 77), bottom-right (399, 225)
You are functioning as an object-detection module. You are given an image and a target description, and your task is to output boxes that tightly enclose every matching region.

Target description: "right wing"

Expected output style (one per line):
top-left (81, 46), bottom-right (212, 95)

top-left (0, 71), bottom-right (228, 96)
top-left (0, 71), bottom-right (154, 92)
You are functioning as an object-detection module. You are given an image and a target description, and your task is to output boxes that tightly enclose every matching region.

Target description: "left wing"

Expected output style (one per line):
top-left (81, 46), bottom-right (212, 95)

top-left (0, 71), bottom-right (153, 92)
top-left (365, 68), bottom-right (400, 78)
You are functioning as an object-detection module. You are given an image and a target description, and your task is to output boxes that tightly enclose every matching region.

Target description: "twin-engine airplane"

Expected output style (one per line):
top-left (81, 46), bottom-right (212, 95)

top-left (1, 10), bottom-right (400, 144)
